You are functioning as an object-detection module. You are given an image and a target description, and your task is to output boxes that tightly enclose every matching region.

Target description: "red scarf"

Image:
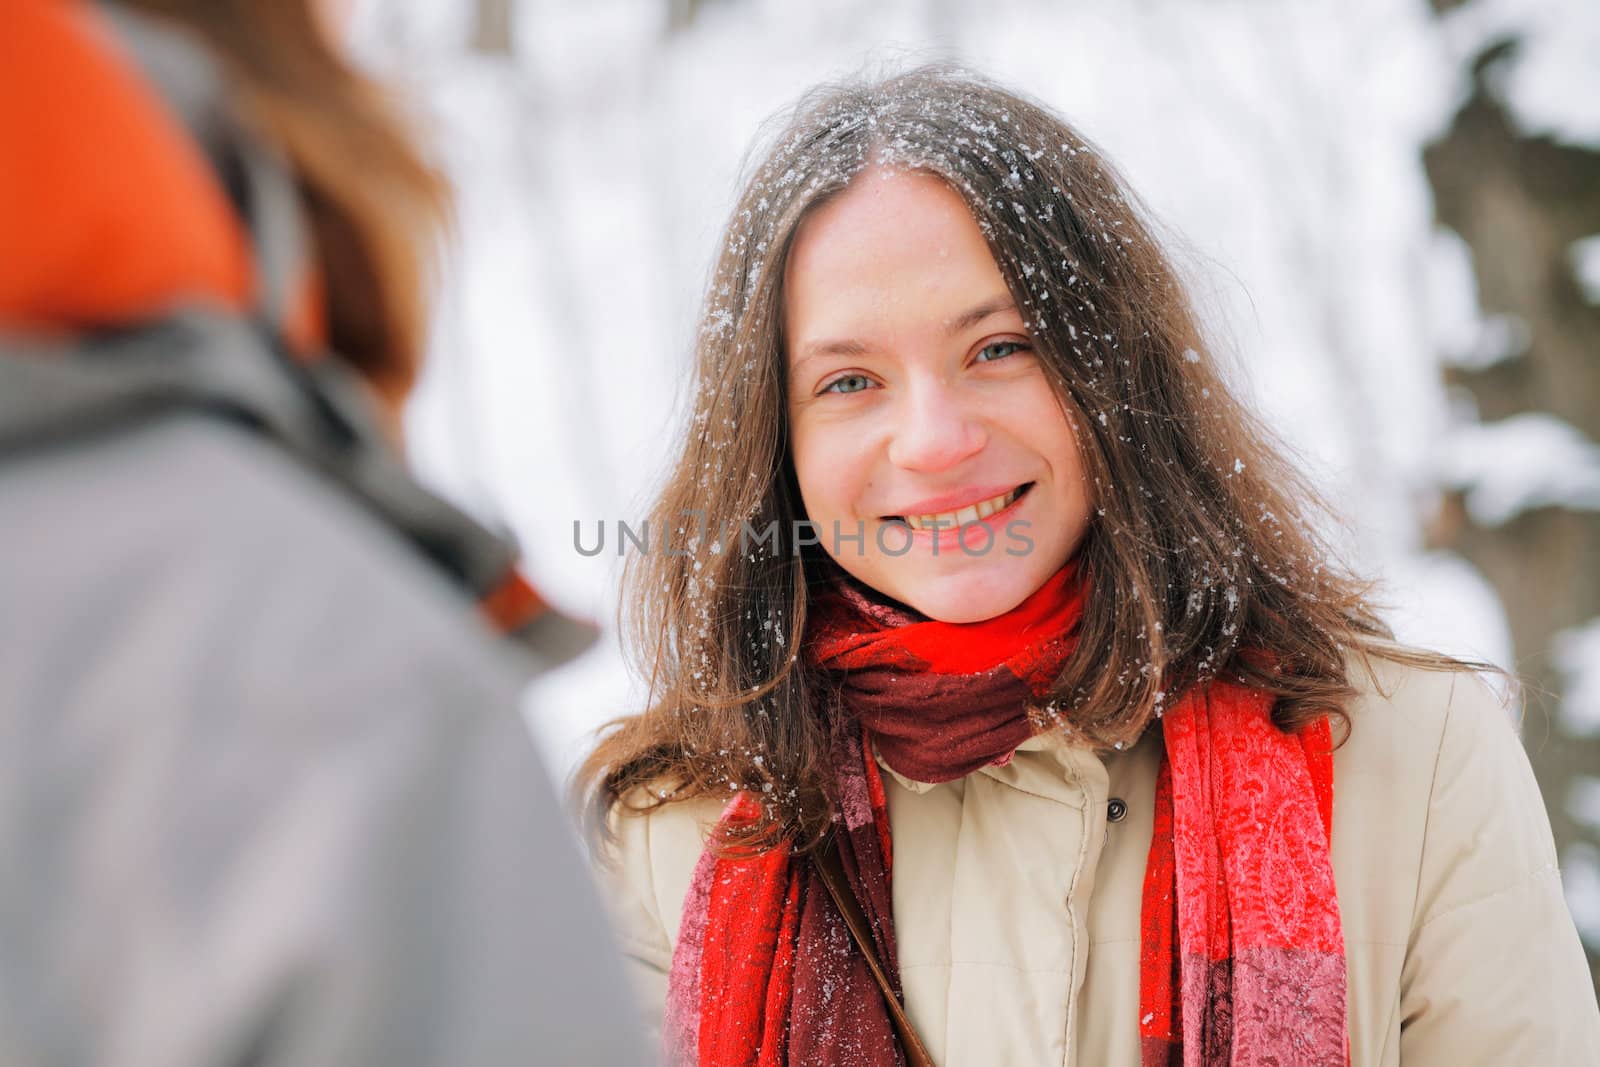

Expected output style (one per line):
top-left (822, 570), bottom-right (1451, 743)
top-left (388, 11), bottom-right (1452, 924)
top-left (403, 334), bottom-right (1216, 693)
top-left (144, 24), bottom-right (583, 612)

top-left (666, 563), bottom-right (1347, 1065)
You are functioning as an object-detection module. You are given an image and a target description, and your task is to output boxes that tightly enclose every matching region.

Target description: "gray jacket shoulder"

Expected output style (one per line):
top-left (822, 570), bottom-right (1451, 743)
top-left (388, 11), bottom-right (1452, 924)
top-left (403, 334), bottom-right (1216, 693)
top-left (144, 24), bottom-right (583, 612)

top-left (0, 412), bottom-right (530, 699)
top-left (0, 416), bottom-right (645, 1067)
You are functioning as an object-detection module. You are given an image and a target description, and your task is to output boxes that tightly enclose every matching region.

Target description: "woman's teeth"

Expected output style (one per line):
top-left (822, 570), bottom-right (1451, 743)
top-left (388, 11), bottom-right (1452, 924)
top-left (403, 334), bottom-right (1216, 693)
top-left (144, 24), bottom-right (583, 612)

top-left (901, 485), bottom-right (1026, 531)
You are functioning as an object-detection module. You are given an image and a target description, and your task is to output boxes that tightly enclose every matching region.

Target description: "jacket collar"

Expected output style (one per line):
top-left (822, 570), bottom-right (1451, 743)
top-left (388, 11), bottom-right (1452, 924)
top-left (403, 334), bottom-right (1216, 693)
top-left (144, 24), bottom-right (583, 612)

top-left (0, 307), bottom-right (594, 665)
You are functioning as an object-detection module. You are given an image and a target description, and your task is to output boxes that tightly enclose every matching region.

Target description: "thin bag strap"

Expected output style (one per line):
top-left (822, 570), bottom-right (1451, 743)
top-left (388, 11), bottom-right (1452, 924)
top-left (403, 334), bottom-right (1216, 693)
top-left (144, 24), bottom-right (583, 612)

top-left (98, 2), bottom-right (311, 333)
top-left (813, 834), bottom-right (937, 1067)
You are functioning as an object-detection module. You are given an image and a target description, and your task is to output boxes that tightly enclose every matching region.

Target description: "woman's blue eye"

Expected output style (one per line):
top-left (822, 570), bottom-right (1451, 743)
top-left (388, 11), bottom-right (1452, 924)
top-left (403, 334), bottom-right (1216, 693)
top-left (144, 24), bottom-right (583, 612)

top-left (823, 374), bottom-right (873, 395)
top-left (976, 340), bottom-right (1025, 363)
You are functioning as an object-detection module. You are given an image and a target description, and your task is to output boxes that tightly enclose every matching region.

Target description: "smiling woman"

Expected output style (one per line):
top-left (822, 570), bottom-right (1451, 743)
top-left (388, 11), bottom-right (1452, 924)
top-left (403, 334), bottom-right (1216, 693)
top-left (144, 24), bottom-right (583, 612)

top-left (785, 167), bottom-right (1089, 622)
top-left (581, 65), bottom-right (1600, 1066)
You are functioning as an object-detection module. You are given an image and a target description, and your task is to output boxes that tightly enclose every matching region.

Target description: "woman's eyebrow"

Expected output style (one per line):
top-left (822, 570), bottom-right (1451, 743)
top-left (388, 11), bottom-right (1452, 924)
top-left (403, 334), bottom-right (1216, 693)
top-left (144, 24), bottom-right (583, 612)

top-left (796, 337), bottom-right (874, 364)
top-left (790, 338), bottom-right (880, 382)
top-left (793, 294), bottom-right (1019, 369)
top-left (945, 294), bottom-right (1018, 336)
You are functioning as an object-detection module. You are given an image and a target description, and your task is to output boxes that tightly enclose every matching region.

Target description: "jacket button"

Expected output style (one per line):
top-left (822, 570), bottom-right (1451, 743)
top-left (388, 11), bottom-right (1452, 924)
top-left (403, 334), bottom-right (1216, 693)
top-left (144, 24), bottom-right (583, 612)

top-left (1107, 797), bottom-right (1128, 823)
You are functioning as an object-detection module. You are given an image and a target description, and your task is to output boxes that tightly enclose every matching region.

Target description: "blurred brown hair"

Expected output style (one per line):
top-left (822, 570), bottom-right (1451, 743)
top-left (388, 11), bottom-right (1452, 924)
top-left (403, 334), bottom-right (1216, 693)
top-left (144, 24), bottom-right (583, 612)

top-left (582, 65), bottom-right (1480, 850)
top-left (122, 0), bottom-right (448, 408)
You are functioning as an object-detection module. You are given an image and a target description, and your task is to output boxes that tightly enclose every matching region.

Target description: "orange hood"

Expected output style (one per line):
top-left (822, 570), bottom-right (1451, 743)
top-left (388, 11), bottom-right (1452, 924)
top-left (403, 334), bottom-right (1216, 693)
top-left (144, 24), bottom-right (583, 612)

top-left (0, 1), bottom-right (319, 347)
top-left (1, 2), bottom-right (549, 635)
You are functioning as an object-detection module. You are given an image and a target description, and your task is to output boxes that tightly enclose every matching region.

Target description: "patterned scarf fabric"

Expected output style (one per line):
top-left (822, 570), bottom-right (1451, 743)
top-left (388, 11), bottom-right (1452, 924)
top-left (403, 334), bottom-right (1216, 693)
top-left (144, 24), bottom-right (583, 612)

top-left (665, 562), bottom-right (1347, 1066)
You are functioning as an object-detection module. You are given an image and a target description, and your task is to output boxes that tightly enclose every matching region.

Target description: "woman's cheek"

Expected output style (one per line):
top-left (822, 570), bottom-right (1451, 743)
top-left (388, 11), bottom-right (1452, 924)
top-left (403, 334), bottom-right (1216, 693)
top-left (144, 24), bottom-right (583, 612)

top-left (792, 434), bottom-right (845, 523)
top-left (802, 415), bottom-right (864, 495)
top-left (820, 443), bottom-right (866, 521)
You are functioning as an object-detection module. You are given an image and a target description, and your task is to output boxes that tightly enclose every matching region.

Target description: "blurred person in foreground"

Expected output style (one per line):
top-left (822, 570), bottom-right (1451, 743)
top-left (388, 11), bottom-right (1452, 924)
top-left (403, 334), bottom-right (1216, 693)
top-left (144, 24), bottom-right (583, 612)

top-left (0, 2), bottom-right (644, 1064)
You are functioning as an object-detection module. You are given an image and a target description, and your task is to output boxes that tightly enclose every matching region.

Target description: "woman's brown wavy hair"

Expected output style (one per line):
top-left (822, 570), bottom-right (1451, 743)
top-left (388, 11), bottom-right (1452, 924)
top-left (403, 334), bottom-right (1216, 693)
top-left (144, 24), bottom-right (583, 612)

top-left (582, 65), bottom-right (1475, 850)
top-left (121, 0), bottom-right (447, 410)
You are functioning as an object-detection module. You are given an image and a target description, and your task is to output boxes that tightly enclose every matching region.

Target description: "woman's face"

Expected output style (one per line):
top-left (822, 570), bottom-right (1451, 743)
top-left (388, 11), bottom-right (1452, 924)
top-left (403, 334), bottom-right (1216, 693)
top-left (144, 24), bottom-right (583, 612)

top-left (784, 168), bottom-right (1092, 623)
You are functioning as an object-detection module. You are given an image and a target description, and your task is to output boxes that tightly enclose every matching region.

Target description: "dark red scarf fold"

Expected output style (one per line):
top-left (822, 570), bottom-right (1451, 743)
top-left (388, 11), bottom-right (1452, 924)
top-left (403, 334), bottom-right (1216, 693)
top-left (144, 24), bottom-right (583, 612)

top-left (666, 562), bottom-right (1347, 1066)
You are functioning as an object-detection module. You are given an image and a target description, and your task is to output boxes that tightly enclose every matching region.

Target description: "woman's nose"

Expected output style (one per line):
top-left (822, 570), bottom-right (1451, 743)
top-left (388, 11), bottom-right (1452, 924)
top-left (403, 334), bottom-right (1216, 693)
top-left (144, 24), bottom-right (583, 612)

top-left (885, 379), bottom-right (987, 473)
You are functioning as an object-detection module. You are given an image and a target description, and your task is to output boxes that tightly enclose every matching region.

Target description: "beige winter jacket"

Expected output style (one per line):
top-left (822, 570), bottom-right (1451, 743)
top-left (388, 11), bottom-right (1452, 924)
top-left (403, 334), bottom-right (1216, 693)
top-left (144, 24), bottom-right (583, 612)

top-left (599, 659), bottom-right (1600, 1065)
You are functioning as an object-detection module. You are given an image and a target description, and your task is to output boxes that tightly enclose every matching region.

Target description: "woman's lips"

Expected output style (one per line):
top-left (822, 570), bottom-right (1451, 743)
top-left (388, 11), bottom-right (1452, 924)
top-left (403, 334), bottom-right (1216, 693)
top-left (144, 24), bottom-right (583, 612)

top-left (889, 482), bottom-right (1028, 520)
top-left (883, 482), bottom-right (1034, 551)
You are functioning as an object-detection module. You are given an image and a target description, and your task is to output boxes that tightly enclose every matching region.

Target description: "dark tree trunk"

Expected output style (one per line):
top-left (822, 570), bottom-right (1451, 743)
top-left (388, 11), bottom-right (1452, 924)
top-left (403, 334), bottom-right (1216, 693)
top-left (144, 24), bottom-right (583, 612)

top-left (1423, 36), bottom-right (1600, 995)
top-left (472, 0), bottom-right (515, 55)
top-left (666, 0), bottom-right (710, 36)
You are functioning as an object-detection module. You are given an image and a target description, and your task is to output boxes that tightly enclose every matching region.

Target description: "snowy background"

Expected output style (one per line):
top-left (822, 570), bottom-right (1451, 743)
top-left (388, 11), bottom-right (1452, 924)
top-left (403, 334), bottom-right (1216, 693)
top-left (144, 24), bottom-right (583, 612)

top-left (349, 0), bottom-right (1600, 977)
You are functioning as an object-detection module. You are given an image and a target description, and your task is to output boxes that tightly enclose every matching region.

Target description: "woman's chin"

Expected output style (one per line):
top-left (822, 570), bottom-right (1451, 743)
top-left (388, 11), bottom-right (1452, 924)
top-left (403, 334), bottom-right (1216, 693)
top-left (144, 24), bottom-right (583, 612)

top-left (887, 565), bottom-right (1047, 624)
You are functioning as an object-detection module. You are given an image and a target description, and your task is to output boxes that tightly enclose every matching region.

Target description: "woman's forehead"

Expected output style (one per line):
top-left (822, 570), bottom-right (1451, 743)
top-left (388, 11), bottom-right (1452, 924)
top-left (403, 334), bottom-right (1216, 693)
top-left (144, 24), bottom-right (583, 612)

top-left (783, 170), bottom-right (1011, 344)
